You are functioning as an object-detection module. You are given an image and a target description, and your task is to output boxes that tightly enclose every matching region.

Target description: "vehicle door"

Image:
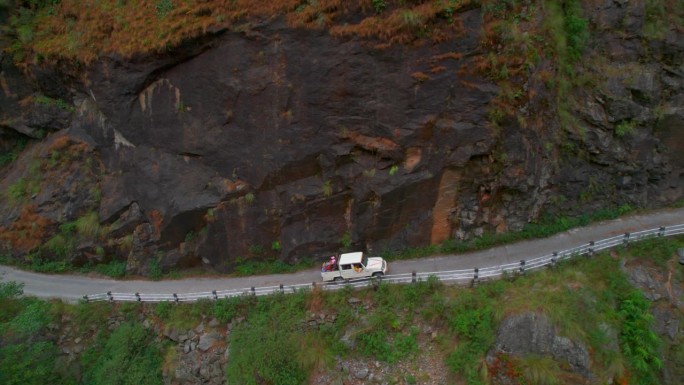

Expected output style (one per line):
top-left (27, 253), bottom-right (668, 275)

top-left (339, 263), bottom-right (354, 279)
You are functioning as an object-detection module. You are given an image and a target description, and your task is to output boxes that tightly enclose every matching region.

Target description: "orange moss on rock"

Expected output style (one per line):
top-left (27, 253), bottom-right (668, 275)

top-left (0, 205), bottom-right (53, 253)
top-left (22, 0), bottom-right (474, 64)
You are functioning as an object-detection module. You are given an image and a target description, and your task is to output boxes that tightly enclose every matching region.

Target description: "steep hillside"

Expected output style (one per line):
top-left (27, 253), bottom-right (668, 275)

top-left (1, 236), bottom-right (683, 385)
top-left (0, 0), bottom-right (683, 275)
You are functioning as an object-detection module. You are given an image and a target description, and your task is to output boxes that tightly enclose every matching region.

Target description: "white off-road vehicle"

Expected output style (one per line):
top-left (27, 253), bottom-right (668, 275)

top-left (321, 251), bottom-right (387, 282)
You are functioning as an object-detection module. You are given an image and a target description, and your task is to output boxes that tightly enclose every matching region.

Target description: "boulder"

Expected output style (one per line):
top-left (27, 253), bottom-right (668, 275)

top-left (488, 312), bottom-right (592, 379)
top-left (198, 332), bottom-right (220, 352)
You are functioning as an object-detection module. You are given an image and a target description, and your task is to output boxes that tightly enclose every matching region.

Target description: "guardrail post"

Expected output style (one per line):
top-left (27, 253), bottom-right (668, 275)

top-left (212, 290), bottom-right (218, 300)
top-left (659, 226), bottom-right (665, 237)
top-left (412, 271), bottom-right (416, 283)
top-left (550, 252), bottom-right (558, 268)
top-left (251, 286), bottom-right (256, 296)
top-left (623, 232), bottom-right (630, 245)
top-left (135, 292), bottom-right (141, 302)
top-left (83, 295), bottom-right (89, 303)
top-left (107, 291), bottom-right (113, 302)
top-left (173, 293), bottom-right (179, 304)
top-left (519, 260), bottom-right (526, 274)
top-left (588, 241), bottom-right (595, 257)
top-left (279, 284), bottom-right (284, 293)
top-left (471, 268), bottom-right (479, 287)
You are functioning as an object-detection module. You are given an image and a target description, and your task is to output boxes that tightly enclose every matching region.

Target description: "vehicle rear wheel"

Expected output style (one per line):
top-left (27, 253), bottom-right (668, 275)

top-left (372, 272), bottom-right (384, 277)
top-left (334, 276), bottom-right (344, 282)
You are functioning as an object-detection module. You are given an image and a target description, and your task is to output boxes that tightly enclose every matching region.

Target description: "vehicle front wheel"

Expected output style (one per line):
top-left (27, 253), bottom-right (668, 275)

top-left (372, 272), bottom-right (384, 278)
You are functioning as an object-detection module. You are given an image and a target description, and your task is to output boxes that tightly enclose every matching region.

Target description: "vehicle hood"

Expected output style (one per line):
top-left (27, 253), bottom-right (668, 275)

top-left (366, 257), bottom-right (385, 270)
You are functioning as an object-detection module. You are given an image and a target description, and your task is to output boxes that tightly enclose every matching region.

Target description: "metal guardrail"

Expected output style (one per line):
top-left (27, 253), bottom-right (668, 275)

top-left (83, 224), bottom-right (684, 303)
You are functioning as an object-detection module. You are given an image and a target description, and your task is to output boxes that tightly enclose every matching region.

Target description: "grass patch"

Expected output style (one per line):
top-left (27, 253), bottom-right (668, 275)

top-left (81, 322), bottom-right (165, 385)
top-left (75, 211), bottom-right (102, 239)
top-left (233, 257), bottom-right (316, 276)
top-left (517, 355), bottom-right (561, 385)
top-left (226, 292), bottom-right (310, 385)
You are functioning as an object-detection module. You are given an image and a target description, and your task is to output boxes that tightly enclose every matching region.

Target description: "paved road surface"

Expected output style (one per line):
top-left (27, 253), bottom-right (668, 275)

top-left (1, 207), bottom-right (683, 302)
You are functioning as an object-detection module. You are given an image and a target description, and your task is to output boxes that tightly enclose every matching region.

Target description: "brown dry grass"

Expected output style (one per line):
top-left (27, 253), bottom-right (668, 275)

top-left (22, 0), bottom-right (473, 63)
top-left (0, 205), bottom-right (53, 253)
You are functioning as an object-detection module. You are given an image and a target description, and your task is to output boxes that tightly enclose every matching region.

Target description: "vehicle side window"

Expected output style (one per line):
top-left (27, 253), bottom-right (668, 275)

top-left (341, 264), bottom-right (351, 271)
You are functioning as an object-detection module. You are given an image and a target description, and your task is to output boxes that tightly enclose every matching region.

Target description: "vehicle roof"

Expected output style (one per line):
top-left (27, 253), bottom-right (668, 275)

top-left (339, 252), bottom-right (363, 265)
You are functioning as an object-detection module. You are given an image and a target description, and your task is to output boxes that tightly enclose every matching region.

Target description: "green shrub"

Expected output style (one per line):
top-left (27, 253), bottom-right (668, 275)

top-left (226, 294), bottom-right (308, 385)
top-left (340, 231), bottom-right (352, 248)
top-left (0, 281), bottom-right (24, 300)
top-left (74, 301), bottom-right (111, 332)
top-left (154, 301), bottom-right (172, 319)
top-left (75, 211), bottom-right (101, 238)
top-left (618, 291), bottom-right (663, 384)
top-left (371, 0), bottom-right (386, 13)
top-left (615, 120), bottom-right (636, 137)
top-left (445, 287), bottom-right (497, 384)
top-left (81, 322), bottom-right (164, 385)
top-left (6, 177), bottom-right (26, 202)
top-left (0, 342), bottom-right (60, 385)
top-left (44, 234), bottom-right (75, 259)
top-left (29, 258), bottom-right (72, 273)
top-left (148, 259), bottom-right (162, 280)
top-left (562, 0), bottom-right (588, 61)
top-left (95, 260), bottom-right (127, 278)
top-left (4, 299), bottom-right (53, 336)
top-left (214, 296), bottom-right (241, 323)
top-left (155, 0), bottom-right (173, 17)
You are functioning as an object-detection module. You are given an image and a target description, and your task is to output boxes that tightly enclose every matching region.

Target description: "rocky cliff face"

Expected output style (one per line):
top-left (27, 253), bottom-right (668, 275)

top-left (0, 1), bottom-right (683, 274)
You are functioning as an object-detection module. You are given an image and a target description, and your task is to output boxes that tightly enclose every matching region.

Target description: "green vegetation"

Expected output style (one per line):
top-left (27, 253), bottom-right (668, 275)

top-left (155, 0), bottom-right (174, 18)
top-left (233, 256), bottom-right (315, 276)
top-left (81, 322), bottom-right (165, 385)
top-left (615, 120), bottom-right (636, 137)
top-left (226, 292), bottom-right (310, 384)
top-left (1, 234), bottom-right (682, 384)
top-left (0, 282), bottom-right (61, 385)
top-left (372, 0), bottom-right (386, 14)
top-left (340, 231), bottom-right (352, 249)
top-left (0, 138), bottom-right (28, 167)
top-left (322, 179), bottom-right (333, 197)
top-left (244, 192), bottom-right (255, 204)
top-left (4, 161), bottom-right (41, 203)
top-left (34, 94), bottom-right (75, 111)
top-left (618, 291), bottom-right (662, 384)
